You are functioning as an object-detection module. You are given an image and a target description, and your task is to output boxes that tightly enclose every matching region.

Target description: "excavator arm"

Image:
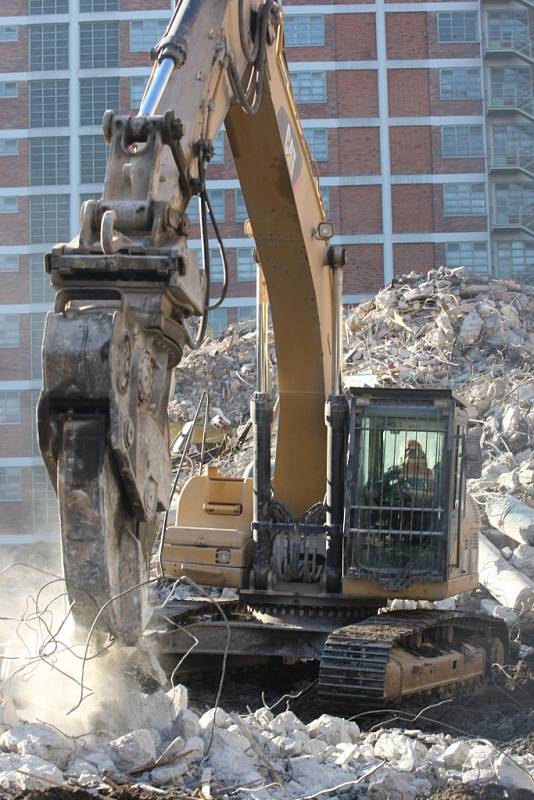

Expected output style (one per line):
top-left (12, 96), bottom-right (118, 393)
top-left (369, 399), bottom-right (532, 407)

top-left (37, 0), bottom-right (345, 643)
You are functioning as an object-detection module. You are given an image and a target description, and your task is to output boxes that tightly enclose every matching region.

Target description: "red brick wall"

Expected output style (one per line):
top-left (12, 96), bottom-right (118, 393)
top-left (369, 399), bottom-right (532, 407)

top-left (0, 139), bottom-right (29, 187)
top-left (345, 244), bottom-right (384, 294)
top-left (392, 184), bottom-right (434, 232)
top-left (0, 197), bottom-right (28, 245)
top-left (0, 83), bottom-right (29, 129)
top-left (393, 243), bottom-right (436, 275)
top-left (386, 13), bottom-right (428, 59)
top-left (333, 14), bottom-right (376, 61)
top-left (0, 26), bottom-right (28, 72)
top-left (390, 126), bottom-right (432, 174)
top-left (340, 185), bottom-right (382, 234)
top-left (0, 468), bottom-right (34, 535)
top-left (0, 314), bottom-right (30, 381)
top-left (388, 70), bottom-right (430, 116)
top-left (0, 255), bottom-right (30, 303)
top-left (339, 127), bottom-right (380, 175)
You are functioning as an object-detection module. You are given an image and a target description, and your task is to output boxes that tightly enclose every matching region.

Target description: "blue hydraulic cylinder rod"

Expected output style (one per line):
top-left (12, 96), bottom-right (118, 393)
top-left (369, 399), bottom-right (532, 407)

top-left (139, 57), bottom-right (175, 116)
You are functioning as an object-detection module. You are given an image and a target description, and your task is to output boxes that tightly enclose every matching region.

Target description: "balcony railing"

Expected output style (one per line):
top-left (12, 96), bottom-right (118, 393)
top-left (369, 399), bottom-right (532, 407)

top-left (486, 29), bottom-right (534, 63)
top-left (487, 90), bottom-right (534, 120)
top-left (492, 205), bottom-right (534, 234)
top-left (489, 149), bottom-right (534, 178)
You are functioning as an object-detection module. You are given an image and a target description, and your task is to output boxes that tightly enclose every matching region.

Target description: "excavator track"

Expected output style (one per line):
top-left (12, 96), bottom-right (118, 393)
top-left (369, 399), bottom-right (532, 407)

top-left (318, 610), bottom-right (509, 711)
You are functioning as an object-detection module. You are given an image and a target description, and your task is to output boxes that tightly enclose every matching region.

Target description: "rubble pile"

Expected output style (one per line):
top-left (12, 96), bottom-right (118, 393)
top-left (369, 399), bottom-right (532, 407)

top-left (345, 267), bottom-right (534, 631)
top-left (1, 689), bottom-right (533, 798)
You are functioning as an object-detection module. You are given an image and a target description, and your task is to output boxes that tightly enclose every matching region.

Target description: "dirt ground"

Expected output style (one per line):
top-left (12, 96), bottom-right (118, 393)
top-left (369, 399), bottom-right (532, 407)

top-left (13, 789), bottom-right (197, 800)
top-left (430, 784), bottom-right (534, 800)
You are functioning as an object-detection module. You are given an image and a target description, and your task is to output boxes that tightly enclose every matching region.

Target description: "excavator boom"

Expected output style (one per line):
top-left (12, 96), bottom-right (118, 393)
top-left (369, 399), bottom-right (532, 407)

top-left (37, 0), bottom-right (341, 642)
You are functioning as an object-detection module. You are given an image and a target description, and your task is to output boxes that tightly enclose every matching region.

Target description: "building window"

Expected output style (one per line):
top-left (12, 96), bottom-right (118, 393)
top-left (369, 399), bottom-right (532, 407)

top-left (0, 197), bottom-right (19, 213)
top-left (440, 68), bottom-right (481, 100)
top-left (210, 130), bottom-right (225, 165)
top-left (320, 186), bottom-right (330, 214)
top-left (30, 194), bottom-right (70, 244)
top-left (0, 82), bottom-right (18, 99)
top-left (235, 189), bottom-right (248, 222)
top-left (32, 466), bottom-right (59, 533)
top-left (187, 190), bottom-right (225, 223)
top-left (30, 137), bottom-right (70, 186)
top-left (29, 80), bottom-right (69, 128)
top-left (0, 468), bottom-right (21, 502)
top-left (437, 11), bottom-right (479, 43)
top-left (238, 306), bottom-right (256, 325)
top-left (442, 125), bottom-right (484, 158)
top-left (0, 315), bottom-right (20, 348)
top-left (290, 71), bottom-right (326, 103)
top-left (487, 11), bottom-right (529, 46)
top-left (80, 0), bottom-right (119, 10)
top-left (496, 240), bottom-right (534, 280)
top-left (30, 0), bottom-right (68, 12)
top-left (30, 254), bottom-right (55, 303)
top-left (236, 248), bottom-right (256, 281)
top-left (0, 140), bottom-right (18, 156)
top-left (29, 24), bottom-right (69, 71)
top-left (285, 15), bottom-right (324, 47)
top-left (31, 314), bottom-right (46, 380)
top-left (130, 77), bottom-right (146, 110)
top-left (192, 246), bottom-right (224, 282)
top-left (129, 20), bottom-right (167, 53)
top-left (492, 124), bottom-right (534, 161)
top-left (0, 255), bottom-right (18, 272)
top-left (0, 391), bottom-right (20, 424)
top-left (0, 25), bottom-right (18, 42)
top-left (495, 182), bottom-right (534, 219)
top-left (80, 22), bottom-right (119, 69)
top-left (305, 128), bottom-right (328, 161)
top-left (446, 242), bottom-right (488, 273)
top-left (490, 66), bottom-right (531, 102)
top-left (80, 136), bottom-right (108, 184)
top-left (209, 308), bottom-right (228, 337)
top-left (80, 78), bottom-right (119, 125)
top-left (443, 183), bottom-right (486, 216)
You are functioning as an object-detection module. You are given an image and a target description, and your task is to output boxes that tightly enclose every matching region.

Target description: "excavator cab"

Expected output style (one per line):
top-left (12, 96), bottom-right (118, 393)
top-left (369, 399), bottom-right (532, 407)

top-left (342, 388), bottom-right (482, 601)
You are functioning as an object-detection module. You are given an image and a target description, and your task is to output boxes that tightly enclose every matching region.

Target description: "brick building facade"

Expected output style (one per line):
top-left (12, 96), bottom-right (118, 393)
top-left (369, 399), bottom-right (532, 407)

top-left (0, 0), bottom-right (532, 540)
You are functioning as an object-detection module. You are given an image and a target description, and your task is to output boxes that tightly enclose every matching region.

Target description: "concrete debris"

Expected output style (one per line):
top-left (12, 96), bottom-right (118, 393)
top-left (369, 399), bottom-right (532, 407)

top-left (478, 534), bottom-right (534, 614)
top-left (0, 682), bottom-right (533, 798)
top-left (0, 723), bottom-right (74, 770)
top-left (109, 728), bottom-right (158, 772)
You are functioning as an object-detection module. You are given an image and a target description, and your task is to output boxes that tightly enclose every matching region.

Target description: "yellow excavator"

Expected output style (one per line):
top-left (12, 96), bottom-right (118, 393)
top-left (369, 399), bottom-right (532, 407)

top-left (37, 0), bottom-right (507, 709)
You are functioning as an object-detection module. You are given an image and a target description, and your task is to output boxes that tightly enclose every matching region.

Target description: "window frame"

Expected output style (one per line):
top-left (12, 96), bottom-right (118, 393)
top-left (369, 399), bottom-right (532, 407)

top-left (0, 139), bottom-right (18, 156)
top-left (0, 25), bottom-right (18, 42)
top-left (0, 391), bottom-right (21, 425)
top-left (305, 127), bottom-right (329, 161)
top-left (441, 125), bottom-right (484, 158)
top-left (284, 14), bottom-right (325, 47)
top-left (129, 19), bottom-right (167, 53)
top-left (445, 241), bottom-right (488, 273)
top-left (0, 468), bottom-right (22, 502)
top-left (236, 247), bottom-right (256, 282)
top-left (0, 255), bottom-right (19, 272)
top-left (79, 21), bottom-right (119, 69)
top-left (0, 197), bottom-right (19, 214)
top-left (443, 182), bottom-right (486, 216)
top-left (437, 11), bottom-right (479, 43)
top-left (439, 68), bottom-right (481, 100)
top-left (290, 70), bottom-right (327, 104)
top-left (29, 23), bottom-right (69, 71)
top-left (0, 82), bottom-right (18, 99)
top-left (0, 314), bottom-right (20, 348)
